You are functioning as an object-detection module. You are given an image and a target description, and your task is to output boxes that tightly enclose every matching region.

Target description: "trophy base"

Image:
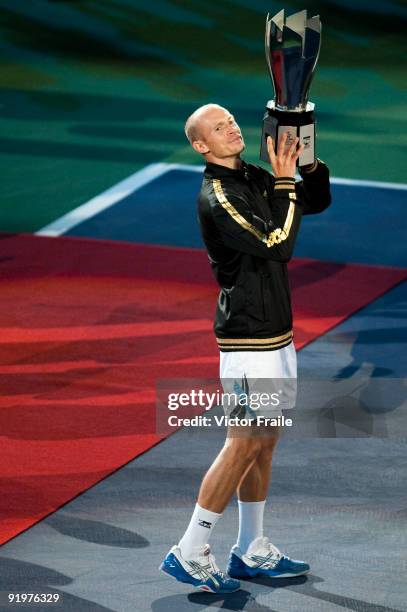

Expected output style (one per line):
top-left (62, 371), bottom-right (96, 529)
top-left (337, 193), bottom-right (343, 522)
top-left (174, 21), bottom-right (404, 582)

top-left (260, 102), bottom-right (316, 167)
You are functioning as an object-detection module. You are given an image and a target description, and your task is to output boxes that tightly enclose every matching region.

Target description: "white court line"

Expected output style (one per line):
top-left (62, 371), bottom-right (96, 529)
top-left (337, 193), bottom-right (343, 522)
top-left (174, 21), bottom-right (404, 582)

top-left (170, 163), bottom-right (407, 190)
top-left (330, 177), bottom-right (407, 190)
top-left (35, 163), bottom-right (172, 237)
top-left (170, 163), bottom-right (204, 172)
top-left (36, 162), bottom-right (407, 237)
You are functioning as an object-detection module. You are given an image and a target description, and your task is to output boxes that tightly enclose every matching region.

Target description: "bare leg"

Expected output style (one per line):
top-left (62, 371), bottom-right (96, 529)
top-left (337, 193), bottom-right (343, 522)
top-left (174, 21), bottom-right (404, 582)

top-left (232, 433), bottom-right (279, 553)
top-left (238, 433), bottom-right (279, 501)
top-left (197, 433), bottom-right (264, 513)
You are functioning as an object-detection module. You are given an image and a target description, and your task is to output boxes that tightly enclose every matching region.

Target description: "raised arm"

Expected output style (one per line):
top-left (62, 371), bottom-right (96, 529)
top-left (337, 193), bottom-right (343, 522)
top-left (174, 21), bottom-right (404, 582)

top-left (297, 159), bottom-right (332, 215)
top-left (208, 133), bottom-right (304, 263)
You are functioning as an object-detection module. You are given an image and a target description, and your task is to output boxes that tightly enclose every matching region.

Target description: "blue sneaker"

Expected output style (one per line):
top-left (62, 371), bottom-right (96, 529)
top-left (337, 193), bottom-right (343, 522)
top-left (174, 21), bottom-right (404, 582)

top-left (227, 536), bottom-right (310, 579)
top-left (160, 544), bottom-right (241, 593)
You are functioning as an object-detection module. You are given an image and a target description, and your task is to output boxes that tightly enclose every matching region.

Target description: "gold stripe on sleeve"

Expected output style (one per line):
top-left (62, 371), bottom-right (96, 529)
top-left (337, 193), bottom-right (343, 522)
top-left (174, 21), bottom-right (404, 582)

top-left (212, 179), bottom-right (296, 250)
top-left (212, 179), bottom-right (265, 241)
top-left (274, 183), bottom-right (296, 190)
top-left (264, 201), bottom-right (295, 248)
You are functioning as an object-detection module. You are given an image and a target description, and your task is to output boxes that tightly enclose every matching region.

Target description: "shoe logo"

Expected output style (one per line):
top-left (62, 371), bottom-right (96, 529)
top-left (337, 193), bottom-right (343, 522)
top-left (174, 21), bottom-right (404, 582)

top-left (198, 519), bottom-right (212, 529)
top-left (188, 560), bottom-right (220, 591)
top-left (250, 552), bottom-right (280, 569)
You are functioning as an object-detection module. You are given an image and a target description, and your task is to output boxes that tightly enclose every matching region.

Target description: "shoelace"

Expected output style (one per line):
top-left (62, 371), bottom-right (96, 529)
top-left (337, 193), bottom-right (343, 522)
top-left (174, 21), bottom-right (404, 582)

top-left (264, 540), bottom-right (282, 560)
top-left (199, 552), bottom-right (227, 579)
top-left (249, 538), bottom-right (282, 568)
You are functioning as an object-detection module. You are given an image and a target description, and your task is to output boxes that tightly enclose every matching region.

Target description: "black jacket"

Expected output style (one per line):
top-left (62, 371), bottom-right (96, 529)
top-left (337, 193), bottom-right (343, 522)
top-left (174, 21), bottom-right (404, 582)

top-left (197, 158), bottom-right (331, 351)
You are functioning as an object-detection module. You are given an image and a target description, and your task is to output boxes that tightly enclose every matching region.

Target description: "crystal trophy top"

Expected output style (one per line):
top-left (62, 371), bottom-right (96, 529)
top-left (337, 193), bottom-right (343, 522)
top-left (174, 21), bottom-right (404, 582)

top-left (260, 9), bottom-right (322, 166)
top-left (265, 8), bottom-right (321, 112)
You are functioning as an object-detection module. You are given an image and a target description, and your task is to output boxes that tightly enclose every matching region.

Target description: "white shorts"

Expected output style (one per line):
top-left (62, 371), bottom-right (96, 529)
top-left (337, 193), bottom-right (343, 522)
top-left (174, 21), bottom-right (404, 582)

top-left (220, 341), bottom-right (297, 380)
top-left (219, 342), bottom-right (297, 418)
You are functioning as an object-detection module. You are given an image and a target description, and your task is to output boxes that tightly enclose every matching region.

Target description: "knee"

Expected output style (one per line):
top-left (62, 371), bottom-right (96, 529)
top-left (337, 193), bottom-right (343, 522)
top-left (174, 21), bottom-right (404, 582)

top-left (225, 437), bottom-right (264, 463)
top-left (258, 432), bottom-right (279, 456)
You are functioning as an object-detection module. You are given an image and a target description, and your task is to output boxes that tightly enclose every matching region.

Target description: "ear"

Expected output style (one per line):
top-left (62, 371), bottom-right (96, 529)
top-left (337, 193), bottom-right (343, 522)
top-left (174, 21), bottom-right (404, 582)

top-left (192, 140), bottom-right (210, 155)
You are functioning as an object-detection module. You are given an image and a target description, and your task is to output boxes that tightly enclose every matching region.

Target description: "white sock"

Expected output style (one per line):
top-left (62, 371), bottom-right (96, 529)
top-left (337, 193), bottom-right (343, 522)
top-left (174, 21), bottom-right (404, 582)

top-left (236, 499), bottom-right (266, 554)
top-left (178, 503), bottom-right (221, 560)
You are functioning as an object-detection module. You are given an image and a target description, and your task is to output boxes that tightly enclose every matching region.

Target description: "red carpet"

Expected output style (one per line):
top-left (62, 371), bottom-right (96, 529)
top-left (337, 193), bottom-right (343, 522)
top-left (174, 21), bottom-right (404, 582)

top-left (0, 233), bottom-right (405, 544)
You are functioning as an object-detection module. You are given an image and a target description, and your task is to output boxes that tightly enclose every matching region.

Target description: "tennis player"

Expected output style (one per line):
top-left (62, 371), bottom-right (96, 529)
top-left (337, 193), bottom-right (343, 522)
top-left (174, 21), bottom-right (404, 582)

top-left (160, 104), bottom-right (331, 593)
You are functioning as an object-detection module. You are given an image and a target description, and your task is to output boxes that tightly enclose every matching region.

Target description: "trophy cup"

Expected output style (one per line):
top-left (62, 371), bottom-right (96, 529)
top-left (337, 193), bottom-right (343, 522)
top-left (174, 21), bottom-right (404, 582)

top-left (260, 9), bottom-right (321, 167)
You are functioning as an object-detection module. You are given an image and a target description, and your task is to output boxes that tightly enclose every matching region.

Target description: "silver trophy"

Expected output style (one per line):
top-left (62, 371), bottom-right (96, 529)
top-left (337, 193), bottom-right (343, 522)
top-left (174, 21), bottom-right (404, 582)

top-left (260, 9), bottom-right (321, 167)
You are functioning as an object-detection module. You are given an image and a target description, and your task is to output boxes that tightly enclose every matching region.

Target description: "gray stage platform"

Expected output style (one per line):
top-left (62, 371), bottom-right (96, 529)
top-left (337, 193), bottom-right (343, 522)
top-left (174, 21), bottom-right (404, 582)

top-left (1, 285), bottom-right (406, 611)
top-left (1, 426), bottom-right (406, 611)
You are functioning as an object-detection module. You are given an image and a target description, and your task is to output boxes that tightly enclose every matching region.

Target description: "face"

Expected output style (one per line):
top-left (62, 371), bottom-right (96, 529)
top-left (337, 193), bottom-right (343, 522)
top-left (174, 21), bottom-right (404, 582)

top-left (193, 107), bottom-right (245, 162)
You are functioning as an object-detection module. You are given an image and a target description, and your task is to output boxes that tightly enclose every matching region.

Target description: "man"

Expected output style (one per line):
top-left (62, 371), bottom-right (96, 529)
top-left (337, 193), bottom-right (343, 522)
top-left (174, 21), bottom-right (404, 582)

top-left (160, 104), bottom-right (331, 593)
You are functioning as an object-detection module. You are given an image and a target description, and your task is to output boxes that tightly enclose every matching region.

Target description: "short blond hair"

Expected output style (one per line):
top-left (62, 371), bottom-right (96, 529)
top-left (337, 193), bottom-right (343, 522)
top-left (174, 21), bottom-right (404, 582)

top-left (184, 103), bottom-right (226, 145)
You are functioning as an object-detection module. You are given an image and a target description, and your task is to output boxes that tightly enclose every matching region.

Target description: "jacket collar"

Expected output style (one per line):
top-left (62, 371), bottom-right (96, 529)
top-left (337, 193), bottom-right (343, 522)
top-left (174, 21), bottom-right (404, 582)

top-left (204, 159), bottom-right (249, 179)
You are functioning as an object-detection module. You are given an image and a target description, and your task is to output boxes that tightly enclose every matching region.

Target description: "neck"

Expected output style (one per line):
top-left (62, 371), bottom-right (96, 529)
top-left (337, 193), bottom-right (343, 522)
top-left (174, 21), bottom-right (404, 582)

top-left (205, 154), bottom-right (242, 170)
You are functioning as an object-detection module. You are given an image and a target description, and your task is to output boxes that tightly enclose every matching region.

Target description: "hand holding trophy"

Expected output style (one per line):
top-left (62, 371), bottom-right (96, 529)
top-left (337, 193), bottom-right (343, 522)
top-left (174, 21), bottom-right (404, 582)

top-left (260, 9), bottom-right (322, 168)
